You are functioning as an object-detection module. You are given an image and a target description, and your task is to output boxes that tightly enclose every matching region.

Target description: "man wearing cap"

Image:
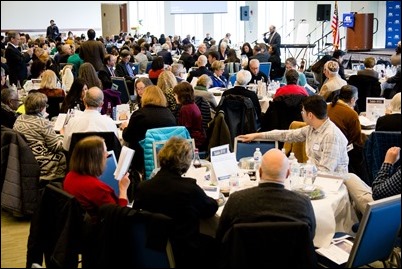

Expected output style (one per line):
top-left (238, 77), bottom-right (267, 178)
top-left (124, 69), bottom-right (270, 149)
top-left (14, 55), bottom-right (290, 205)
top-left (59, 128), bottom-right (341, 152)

top-left (46, 20), bottom-right (60, 41)
top-left (332, 49), bottom-right (346, 80)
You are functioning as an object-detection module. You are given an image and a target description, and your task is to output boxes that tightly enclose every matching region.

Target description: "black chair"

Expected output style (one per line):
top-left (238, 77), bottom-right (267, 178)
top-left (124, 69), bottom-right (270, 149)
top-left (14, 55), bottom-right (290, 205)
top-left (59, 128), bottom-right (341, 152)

top-left (47, 96), bottom-right (65, 121)
top-left (195, 95), bottom-right (212, 134)
top-left (111, 77), bottom-right (131, 104)
top-left (94, 204), bottom-right (175, 268)
top-left (216, 94), bottom-right (259, 151)
top-left (67, 132), bottom-right (122, 172)
top-left (26, 183), bottom-right (85, 268)
top-left (347, 75), bottom-right (381, 113)
top-left (220, 220), bottom-right (317, 268)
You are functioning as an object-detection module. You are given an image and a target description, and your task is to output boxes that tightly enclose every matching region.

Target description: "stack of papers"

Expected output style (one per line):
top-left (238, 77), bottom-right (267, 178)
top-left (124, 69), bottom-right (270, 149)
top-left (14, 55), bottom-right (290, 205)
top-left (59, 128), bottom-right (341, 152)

top-left (316, 235), bottom-right (354, 265)
top-left (114, 146), bottom-right (135, 180)
top-left (358, 115), bottom-right (375, 129)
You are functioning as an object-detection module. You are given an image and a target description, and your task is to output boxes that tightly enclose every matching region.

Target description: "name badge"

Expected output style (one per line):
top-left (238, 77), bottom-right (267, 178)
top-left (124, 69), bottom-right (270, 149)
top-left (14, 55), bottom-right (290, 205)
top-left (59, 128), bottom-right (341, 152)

top-left (347, 143), bottom-right (354, 152)
top-left (313, 143), bottom-right (320, 151)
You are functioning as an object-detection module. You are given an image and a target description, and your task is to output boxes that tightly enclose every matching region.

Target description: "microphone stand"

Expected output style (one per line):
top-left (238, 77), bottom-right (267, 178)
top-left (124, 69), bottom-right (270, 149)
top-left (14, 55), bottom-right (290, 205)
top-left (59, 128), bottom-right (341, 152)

top-left (285, 24), bottom-right (298, 39)
top-left (306, 22), bottom-right (321, 44)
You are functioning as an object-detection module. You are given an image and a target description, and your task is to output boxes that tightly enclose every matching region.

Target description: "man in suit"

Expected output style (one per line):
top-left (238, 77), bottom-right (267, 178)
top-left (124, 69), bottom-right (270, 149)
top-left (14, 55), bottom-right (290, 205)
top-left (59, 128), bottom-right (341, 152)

top-left (4, 31), bottom-right (33, 86)
top-left (263, 25), bottom-right (281, 55)
top-left (79, 29), bottom-right (106, 71)
top-left (216, 148), bottom-right (316, 241)
top-left (115, 50), bottom-right (135, 94)
top-left (157, 43), bottom-right (173, 65)
top-left (98, 54), bottom-right (117, 90)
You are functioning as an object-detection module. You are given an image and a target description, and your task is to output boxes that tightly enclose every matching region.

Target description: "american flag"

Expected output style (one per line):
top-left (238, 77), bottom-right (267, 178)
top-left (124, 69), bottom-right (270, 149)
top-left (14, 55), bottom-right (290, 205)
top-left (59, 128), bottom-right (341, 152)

top-left (331, 1), bottom-right (340, 49)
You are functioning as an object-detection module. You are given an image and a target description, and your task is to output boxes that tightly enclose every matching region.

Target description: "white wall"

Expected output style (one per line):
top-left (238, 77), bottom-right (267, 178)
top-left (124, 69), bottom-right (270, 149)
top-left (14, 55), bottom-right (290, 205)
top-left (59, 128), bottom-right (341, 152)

top-left (1, 1), bottom-right (388, 49)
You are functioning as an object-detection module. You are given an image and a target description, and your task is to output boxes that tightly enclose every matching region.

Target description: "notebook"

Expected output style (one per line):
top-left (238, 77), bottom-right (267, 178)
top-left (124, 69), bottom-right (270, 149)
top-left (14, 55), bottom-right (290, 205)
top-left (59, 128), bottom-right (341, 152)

top-left (99, 150), bottom-right (119, 194)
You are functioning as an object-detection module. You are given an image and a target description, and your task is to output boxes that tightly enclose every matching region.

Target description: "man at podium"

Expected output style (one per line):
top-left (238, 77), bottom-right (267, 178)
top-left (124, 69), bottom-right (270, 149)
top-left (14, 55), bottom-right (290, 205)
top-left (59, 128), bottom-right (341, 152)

top-left (263, 25), bottom-right (281, 55)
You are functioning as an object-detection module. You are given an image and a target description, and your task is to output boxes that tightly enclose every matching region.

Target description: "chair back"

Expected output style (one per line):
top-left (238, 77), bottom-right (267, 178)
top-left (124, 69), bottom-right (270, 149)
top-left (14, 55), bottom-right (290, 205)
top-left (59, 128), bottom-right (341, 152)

top-left (1, 126), bottom-right (40, 216)
top-left (261, 94), bottom-right (306, 132)
top-left (217, 94), bottom-right (259, 148)
top-left (194, 95), bottom-right (212, 133)
top-left (346, 194), bottom-right (401, 268)
top-left (259, 62), bottom-right (272, 79)
top-left (234, 137), bottom-right (278, 161)
top-left (229, 72), bottom-right (237, 86)
top-left (97, 204), bottom-right (175, 268)
top-left (220, 220), bottom-right (317, 268)
top-left (111, 77), bottom-right (131, 104)
top-left (26, 183), bottom-right (85, 268)
top-left (363, 131), bottom-right (401, 186)
top-left (47, 96), bottom-right (65, 121)
top-left (347, 75), bottom-right (381, 113)
top-left (225, 62), bottom-right (241, 76)
top-left (67, 132), bottom-right (122, 171)
top-left (283, 121), bottom-right (308, 162)
top-left (146, 61), bottom-right (153, 73)
top-left (139, 126), bottom-right (191, 179)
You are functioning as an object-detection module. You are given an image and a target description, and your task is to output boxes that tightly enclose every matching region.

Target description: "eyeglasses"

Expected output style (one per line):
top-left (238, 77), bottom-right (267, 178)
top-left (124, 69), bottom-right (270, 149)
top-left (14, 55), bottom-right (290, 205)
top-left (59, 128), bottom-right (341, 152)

top-left (136, 87), bottom-right (145, 91)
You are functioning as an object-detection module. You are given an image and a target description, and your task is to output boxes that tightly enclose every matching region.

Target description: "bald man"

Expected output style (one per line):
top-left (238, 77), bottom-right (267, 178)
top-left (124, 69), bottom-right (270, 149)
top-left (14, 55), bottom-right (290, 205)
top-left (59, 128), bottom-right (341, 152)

top-left (215, 148), bottom-right (316, 242)
top-left (62, 87), bottom-right (118, 151)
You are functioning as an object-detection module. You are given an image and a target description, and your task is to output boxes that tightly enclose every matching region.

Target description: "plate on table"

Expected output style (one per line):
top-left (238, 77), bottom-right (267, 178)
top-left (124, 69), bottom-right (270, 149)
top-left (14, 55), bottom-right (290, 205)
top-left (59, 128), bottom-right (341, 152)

top-left (293, 185), bottom-right (325, 200)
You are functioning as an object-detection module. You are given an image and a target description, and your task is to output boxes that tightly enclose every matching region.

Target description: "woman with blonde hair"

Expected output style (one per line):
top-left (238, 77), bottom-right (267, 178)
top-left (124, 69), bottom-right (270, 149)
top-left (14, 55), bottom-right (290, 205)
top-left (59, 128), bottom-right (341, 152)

top-left (120, 85), bottom-right (177, 175)
top-left (37, 69), bottom-right (65, 119)
top-left (156, 70), bottom-right (178, 114)
top-left (210, 60), bottom-right (227, 88)
top-left (194, 74), bottom-right (217, 109)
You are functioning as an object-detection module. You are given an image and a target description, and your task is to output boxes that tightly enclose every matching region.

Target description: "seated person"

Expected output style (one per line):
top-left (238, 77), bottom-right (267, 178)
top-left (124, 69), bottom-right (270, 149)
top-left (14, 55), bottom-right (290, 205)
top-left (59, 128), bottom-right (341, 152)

top-left (318, 61), bottom-right (347, 101)
top-left (133, 137), bottom-right (218, 268)
top-left (173, 82), bottom-right (207, 150)
top-left (193, 74), bottom-right (217, 109)
top-left (274, 69), bottom-right (309, 98)
top-left (281, 57), bottom-right (307, 86)
top-left (375, 92), bottom-right (401, 131)
top-left (248, 59), bottom-right (268, 84)
top-left (186, 55), bottom-right (212, 83)
top-left (63, 135), bottom-right (130, 220)
top-left (357, 57), bottom-right (379, 79)
top-left (209, 60), bottom-right (228, 88)
top-left (222, 69), bottom-right (262, 123)
top-left (344, 146), bottom-right (401, 217)
top-left (239, 95), bottom-right (349, 173)
top-left (120, 85), bottom-right (177, 175)
top-left (1, 87), bottom-right (21, 128)
top-left (62, 87), bottom-right (118, 151)
top-left (216, 148), bottom-right (316, 242)
top-left (13, 92), bottom-right (66, 187)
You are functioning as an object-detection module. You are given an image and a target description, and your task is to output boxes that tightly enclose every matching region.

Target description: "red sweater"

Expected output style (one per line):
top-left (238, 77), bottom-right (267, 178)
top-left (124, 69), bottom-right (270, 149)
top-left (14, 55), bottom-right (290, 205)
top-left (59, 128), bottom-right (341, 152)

top-left (63, 171), bottom-right (127, 217)
top-left (274, 84), bottom-right (308, 98)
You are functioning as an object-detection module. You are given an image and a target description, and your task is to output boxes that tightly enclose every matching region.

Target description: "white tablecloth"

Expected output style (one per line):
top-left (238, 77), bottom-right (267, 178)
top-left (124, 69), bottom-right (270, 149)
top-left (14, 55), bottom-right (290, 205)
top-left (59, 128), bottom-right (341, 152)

top-left (200, 179), bottom-right (358, 248)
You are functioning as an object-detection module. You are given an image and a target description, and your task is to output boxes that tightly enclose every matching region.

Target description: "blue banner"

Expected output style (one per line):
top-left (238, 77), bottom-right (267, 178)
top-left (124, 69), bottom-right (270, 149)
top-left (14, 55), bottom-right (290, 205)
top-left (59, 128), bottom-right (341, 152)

top-left (385, 1), bottom-right (401, 48)
top-left (343, 13), bottom-right (355, 27)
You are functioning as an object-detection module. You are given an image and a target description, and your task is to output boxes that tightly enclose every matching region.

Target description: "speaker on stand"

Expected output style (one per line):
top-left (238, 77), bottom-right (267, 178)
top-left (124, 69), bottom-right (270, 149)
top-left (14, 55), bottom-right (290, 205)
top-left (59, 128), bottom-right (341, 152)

top-left (316, 4), bottom-right (331, 57)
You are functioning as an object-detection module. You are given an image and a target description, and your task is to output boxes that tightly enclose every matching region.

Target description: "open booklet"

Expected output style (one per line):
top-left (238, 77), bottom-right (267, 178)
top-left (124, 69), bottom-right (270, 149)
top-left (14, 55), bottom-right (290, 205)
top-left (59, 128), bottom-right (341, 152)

top-left (316, 235), bottom-right (354, 265)
top-left (114, 146), bottom-right (135, 180)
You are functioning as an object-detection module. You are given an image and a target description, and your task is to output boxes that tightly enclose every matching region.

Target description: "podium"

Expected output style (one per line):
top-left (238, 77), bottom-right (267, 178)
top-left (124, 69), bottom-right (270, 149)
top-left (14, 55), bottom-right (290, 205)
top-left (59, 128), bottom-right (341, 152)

top-left (346, 13), bottom-right (377, 51)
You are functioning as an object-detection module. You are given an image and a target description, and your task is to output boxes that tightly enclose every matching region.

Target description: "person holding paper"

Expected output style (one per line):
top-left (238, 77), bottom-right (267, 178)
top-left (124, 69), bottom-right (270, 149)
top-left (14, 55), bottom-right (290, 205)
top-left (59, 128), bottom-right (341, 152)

top-left (133, 137), bottom-right (218, 268)
top-left (63, 135), bottom-right (130, 219)
top-left (239, 95), bottom-right (349, 173)
top-left (215, 148), bottom-right (316, 244)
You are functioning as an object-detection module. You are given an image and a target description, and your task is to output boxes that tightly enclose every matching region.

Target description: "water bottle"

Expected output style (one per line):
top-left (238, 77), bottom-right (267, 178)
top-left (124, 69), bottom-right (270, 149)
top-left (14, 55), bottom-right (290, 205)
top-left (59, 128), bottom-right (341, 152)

top-left (304, 160), bottom-right (317, 185)
top-left (288, 153), bottom-right (300, 189)
top-left (193, 148), bottom-right (202, 168)
top-left (253, 148), bottom-right (262, 180)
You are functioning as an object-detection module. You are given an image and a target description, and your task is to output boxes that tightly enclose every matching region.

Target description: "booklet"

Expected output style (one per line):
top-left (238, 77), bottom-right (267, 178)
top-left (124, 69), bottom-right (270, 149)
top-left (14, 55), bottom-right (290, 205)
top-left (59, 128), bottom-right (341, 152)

top-left (210, 144), bottom-right (238, 181)
top-left (316, 235), bottom-right (354, 265)
top-left (114, 146), bottom-right (135, 180)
